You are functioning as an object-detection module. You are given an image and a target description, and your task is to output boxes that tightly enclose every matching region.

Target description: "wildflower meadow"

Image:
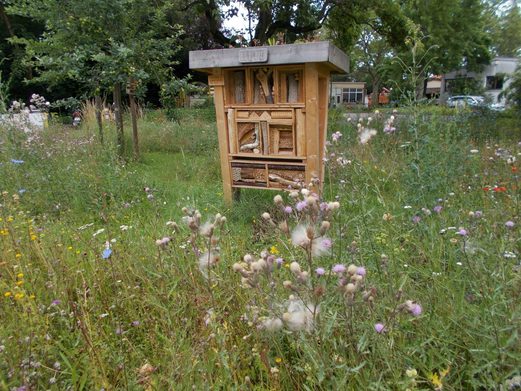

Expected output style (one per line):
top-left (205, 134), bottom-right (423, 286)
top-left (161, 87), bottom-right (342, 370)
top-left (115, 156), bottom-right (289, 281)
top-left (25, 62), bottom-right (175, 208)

top-left (1, 106), bottom-right (520, 390)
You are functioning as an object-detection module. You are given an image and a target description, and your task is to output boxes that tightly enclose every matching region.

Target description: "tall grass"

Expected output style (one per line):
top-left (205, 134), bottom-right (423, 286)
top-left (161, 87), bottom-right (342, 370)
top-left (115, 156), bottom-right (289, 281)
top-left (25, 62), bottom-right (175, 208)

top-left (0, 107), bottom-right (520, 390)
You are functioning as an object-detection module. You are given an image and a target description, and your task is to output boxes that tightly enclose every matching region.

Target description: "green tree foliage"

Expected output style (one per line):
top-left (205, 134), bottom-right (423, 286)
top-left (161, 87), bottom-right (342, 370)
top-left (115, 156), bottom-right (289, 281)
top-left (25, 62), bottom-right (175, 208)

top-left (494, 2), bottom-right (521, 56)
top-left (7, 0), bottom-right (182, 97)
top-left (0, 0), bottom-right (44, 102)
top-left (503, 64), bottom-right (521, 109)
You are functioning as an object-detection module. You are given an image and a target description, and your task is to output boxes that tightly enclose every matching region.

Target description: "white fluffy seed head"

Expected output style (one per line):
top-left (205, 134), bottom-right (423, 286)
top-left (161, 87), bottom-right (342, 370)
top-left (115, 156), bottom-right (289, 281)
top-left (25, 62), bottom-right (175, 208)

top-left (290, 262), bottom-right (301, 274)
top-left (283, 280), bottom-right (293, 289)
top-left (262, 212), bottom-right (271, 220)
top-left (274, 195), bottom-right (283, 205)
top-left (257, 259), bottom-right (267, 270)
top-left (347, 264), bottom-right (358, 275)
top-left (345, 283), bottom-right (356, 293)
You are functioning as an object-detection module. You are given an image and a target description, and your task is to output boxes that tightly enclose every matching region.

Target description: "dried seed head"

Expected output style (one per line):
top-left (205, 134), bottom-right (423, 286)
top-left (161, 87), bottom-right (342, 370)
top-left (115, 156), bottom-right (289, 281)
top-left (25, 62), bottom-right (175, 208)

top-left (306, 226), bottom-right (315, 240)
top-left (283, 280), bottom-right (293, 289)
top-left (347, 264), bottom-right (358, 275)
top-left (290, 262), bottom-right (301, 274)
top-left (320, 221), bottom-right (330, 235)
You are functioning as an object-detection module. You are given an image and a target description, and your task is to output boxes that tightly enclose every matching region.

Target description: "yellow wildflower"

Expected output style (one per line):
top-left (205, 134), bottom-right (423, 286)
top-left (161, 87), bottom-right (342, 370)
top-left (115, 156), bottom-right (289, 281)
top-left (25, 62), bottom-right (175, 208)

top-left (428, 373), bottom-right (442, 389)
top-left (15, 253), bottom-right (22, 258)
top-left (16, 280), bottom-right (24, 286)
top-left (30, 235), bottom-right (37, 241)
top-left (17, 273), bottom-right (24, 279)
top-left (14, 293), bottom-right (24, 300)
top-left (67, 246), bottom-right (73, 250)
top-left (7, 216), bottom-right (14, 222)
top-left (270, 246), bottom-right (279, 255)
top-left (275, 357), bottom-right (282, 364)
top-left (4, 291), bottom-right (12, 298)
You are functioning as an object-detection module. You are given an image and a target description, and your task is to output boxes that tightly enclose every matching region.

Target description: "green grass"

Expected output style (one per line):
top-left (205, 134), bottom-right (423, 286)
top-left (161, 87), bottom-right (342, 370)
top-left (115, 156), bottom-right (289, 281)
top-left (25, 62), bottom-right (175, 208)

top-left (0, 107), bottom-right (520, 390)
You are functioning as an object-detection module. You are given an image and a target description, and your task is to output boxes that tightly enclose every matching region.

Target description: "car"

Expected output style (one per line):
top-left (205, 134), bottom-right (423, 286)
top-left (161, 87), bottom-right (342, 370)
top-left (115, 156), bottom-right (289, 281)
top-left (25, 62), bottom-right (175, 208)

top-left (446, 95), bottom-right (485, 108)
top-left (488, 102), bottom-right (506, 112)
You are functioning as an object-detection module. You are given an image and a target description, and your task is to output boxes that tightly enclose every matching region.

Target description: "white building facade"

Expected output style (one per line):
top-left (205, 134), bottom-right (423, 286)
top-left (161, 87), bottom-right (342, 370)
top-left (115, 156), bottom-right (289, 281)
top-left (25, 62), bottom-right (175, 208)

top-left (441, 57), bottom-right (519, 105)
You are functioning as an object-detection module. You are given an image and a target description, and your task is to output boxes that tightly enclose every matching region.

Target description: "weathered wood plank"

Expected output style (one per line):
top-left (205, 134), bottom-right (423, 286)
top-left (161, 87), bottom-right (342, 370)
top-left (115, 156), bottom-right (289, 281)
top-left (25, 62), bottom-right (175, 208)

top-left (211, 69), bottom-right (233, 203)
top-left (227, 108), bottom-right (237, 154)
top-left (304, 63), bottom-right (319, 187)
top-left (296, 108), bottom-right (306, 157)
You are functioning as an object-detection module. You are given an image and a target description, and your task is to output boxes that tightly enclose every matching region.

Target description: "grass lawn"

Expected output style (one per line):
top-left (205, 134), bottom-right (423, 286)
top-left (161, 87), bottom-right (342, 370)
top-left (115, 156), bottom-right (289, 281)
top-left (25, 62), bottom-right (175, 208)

top-left (0, 106), bottom-right (520, 390)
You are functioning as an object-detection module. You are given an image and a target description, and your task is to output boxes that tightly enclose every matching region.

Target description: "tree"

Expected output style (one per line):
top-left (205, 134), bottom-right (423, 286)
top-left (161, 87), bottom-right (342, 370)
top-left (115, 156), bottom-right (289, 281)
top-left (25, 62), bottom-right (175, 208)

top-left (0, 0), bottom-right (45, 103)
top-left (7, 0), bottom-right (182, 158)
top-left (503, 64), bottom-right (521, 109)
top-left (349, 28), bottom-right (394, 105)
top-left (494, 2), bottom-right (521, 56)
top-left (330, 0), bottom-right (493, 101)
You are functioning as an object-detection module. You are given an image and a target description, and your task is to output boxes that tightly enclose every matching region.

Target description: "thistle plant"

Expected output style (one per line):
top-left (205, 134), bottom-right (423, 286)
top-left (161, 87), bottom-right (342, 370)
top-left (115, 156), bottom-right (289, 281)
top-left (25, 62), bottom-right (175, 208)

top-left (232, 190), bottom-right (422, 336)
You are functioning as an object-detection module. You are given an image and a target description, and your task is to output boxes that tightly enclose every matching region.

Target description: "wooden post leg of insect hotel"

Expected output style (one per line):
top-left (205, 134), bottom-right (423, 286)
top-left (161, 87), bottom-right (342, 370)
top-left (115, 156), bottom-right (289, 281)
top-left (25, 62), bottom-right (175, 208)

top-left (304, 63), bottom-right (320, 193)
top-left (208, 70), bottom-right (234, 204)
top-left (190, 42), bottom-right (349, 204)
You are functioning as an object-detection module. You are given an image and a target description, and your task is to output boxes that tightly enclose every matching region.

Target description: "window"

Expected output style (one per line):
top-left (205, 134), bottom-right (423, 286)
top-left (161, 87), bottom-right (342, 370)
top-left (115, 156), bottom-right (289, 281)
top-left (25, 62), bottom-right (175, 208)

top-left (486, 76), bottom-right (503, 90)
top-left (342, 88), bottom-right (364, 103)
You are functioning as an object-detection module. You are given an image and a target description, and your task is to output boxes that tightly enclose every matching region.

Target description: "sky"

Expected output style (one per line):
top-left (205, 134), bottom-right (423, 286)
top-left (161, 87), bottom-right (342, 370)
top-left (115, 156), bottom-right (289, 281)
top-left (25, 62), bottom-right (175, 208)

top-left (221, 1), bottom-right (253, 41)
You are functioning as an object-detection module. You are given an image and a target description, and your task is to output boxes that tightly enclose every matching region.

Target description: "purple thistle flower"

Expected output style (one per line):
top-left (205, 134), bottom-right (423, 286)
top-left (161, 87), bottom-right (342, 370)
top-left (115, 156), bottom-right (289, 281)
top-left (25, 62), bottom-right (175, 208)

top-left (456, 228), bottom-right (468, 236)
top-left (433, 205), bottom-right (442, 213)
top-left (296, 201), bottom-right (307, 211)
top-left (374, 323), bottom-right (386, 333)
top-left (131, 321), bottom-right (141, 327)
top-left (315, 267), bottom-right (325, 276)
top-left (275, 258), bottom-right (284, 268)
top-left (505, 221), bottom-right (515, 228)
top-left (410, 303), bottom-right (422, 317)
top-left (412, 215), bottom-right (421, 224)
top-left (284, 206), bottom-right (293, 214)
top-left (50, 299), bottom-right (61, 306)
top-left (356, 266), bottom-right (366, 276)
top-left (321, 238), bottom-right (332, 249)
top-left (320, 202), bottom-right (329, 211)
top-left (474, 211), bottom-right (483, 218)
top-left (332, 264), bottom-right (346, 274)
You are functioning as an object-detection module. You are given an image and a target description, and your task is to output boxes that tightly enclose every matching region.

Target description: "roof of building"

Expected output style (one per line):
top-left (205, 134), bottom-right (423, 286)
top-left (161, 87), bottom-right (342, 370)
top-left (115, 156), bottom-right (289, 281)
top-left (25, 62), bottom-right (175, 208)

top-left (189, 41), bottom-right (349, 73)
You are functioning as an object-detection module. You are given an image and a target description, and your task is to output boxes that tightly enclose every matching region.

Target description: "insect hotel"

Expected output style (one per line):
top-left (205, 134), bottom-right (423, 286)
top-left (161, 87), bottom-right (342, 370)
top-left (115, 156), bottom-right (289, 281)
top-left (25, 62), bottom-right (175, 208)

top-left (189, 42), bottom-right (349, 203)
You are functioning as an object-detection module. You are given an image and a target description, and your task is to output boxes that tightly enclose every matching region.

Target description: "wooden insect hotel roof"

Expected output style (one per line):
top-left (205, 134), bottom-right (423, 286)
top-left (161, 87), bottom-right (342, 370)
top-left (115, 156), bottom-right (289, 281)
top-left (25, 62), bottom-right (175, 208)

top-left (189, 41), bottom-right (349, 73)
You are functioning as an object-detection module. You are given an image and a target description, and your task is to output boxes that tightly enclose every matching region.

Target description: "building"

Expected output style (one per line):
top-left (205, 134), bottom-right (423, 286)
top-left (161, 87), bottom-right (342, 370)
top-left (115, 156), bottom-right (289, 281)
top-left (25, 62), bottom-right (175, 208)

top-left (441, 57), bottom-right (519, 104)
top-left (330, 76), bottom-right (367, 107)
top-left (425, 75), bottom-right (442, 99)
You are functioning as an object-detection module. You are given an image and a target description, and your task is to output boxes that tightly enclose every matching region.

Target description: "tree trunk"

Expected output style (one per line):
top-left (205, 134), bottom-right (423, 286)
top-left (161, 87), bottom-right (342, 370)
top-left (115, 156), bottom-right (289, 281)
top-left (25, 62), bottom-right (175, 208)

top-left (129, 92), bottom-right (139, 159)
top-left (113, 83), bottom-right (124, 156)
top-left (94, 95), bottom-right (103, 144)
top-left (371, 76), bottom-right (381, 108)
top-left (0, 4), bottom-right (15, 37)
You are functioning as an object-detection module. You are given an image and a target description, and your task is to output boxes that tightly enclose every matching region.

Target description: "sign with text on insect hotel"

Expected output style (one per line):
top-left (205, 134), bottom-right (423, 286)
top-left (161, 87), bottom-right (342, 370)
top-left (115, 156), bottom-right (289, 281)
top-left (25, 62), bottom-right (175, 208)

top-left (190, 41), bottom-right (349, 203)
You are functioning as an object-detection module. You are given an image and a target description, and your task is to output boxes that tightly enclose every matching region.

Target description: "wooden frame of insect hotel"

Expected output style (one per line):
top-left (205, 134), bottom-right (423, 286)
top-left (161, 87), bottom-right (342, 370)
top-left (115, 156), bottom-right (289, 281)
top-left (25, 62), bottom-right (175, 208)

top-left (189, 41), bottom-right (349, 203)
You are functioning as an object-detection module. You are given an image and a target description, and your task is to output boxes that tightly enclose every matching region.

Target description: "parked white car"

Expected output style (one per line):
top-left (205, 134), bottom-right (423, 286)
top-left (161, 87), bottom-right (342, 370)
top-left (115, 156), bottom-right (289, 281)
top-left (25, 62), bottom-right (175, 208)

top-left (446, 95), bottom-right (485, 108)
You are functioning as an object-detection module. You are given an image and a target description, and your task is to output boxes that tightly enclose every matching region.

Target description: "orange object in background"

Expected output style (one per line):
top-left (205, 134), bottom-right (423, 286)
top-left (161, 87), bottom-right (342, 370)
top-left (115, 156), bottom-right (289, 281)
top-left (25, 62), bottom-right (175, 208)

top-left (379, 88), bottom-right (390, 104)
